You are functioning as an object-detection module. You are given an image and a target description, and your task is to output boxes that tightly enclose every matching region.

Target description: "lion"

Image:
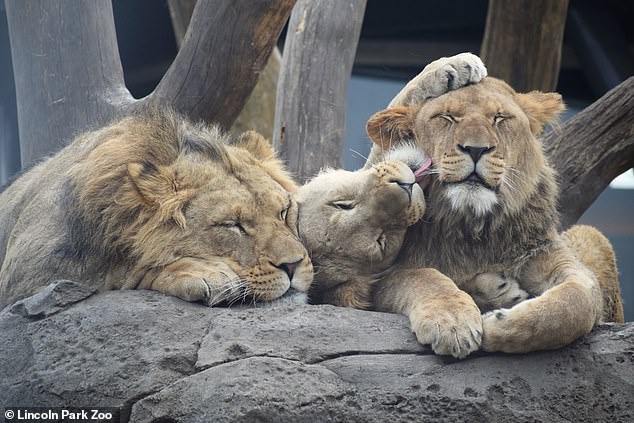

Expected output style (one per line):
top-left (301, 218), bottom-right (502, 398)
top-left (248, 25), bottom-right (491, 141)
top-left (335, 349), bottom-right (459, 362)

top-left (295, 158), bottom-right (427, 309)
top-left (0, 109), bottom-right (313, 309)
top-left (365, 75), bottom-right (623, 355)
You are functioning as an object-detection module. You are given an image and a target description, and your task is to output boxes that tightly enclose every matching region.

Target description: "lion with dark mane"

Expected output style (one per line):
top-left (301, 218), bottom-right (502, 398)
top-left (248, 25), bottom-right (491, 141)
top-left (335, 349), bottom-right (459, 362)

top-left (0, 109), bottom-right (313, 308)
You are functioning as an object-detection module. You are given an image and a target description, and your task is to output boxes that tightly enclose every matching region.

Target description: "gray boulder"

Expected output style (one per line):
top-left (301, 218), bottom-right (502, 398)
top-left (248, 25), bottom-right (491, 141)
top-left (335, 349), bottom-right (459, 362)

top-left (1, 281), bottom-right (632, 422)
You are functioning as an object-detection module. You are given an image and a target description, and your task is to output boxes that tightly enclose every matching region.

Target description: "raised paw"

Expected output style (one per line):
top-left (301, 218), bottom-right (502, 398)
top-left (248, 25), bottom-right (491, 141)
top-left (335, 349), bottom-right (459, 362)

top-left (389, 53), bottom-right (487, 107)
top-left (429, 52), bottom-right (488, 92)
top-left (409, 291), bottom-right (483, 359)
top-left (468, 273), bottom-right (529, 313)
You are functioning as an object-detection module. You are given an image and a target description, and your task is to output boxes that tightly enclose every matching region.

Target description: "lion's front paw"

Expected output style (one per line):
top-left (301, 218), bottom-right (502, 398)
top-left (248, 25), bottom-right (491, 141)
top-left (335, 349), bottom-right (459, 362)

top-left (176, 277), bottom-right (213, 303)
top-left (152, 260), bottom-right (243, 306)
top-left (422, 52), bottom-right (487, 98)
top-left (469, 273), bottom-right (529, 313)
top-left (389, 53), bottom-right (487, 107)
top-left (410, 292), bottom-right (483, 359)
top-left (481, 307), bottom-right (515, 352)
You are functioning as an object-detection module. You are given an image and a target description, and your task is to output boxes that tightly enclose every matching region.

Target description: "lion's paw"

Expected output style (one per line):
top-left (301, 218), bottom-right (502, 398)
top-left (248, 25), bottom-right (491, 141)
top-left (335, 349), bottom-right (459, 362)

top-left (174, 277), bottom-right (213, 303)
top-left (172, 263), bottom-right (242, 306)
top-left (481, 307), bottom-right (513, 352)
top-left (469, 273), bottom-right (529, 313)
top-left (420, 53), bottom-right (487, 100)
top-left (389, 53), bottom-right (487, 107)
top-left (410, 293), bottom-right (483, 359)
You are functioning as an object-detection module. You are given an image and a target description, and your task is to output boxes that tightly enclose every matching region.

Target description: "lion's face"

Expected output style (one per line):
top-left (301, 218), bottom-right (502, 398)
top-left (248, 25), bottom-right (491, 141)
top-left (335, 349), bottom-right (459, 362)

top-left (126, 128), bottom-right (313, 303)
top-left (367, 77), bottom-right (564, 218)
top-left (295, 160), bottom-right (425, 290)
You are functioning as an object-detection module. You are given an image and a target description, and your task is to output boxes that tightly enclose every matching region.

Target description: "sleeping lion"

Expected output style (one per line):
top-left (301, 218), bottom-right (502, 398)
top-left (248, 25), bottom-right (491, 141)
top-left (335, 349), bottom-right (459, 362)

top-left (364, 68), bottom-right (623, 356)
top-left (0, 109), bottom-right (313, 308)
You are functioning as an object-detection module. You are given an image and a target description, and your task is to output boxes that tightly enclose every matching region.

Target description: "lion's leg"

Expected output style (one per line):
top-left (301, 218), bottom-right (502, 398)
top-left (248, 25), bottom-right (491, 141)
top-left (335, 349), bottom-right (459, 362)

top-left (373, 268), bottom-right (482, 359)
top-left (481, 239), bottom-right (603, 353)
top-left (320, 278), bottom-right (374, 310)
top-left (139, 258), bottom-right (242, 306)
top-left (562, 225), bottom-right (623, 323)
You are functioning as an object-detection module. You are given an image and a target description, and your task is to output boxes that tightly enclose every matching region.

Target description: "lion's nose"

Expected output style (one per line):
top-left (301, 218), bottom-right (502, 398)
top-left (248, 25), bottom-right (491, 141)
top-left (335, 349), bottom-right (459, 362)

top-left (397, 181), bottom-right (413, 202)
top-left (458, 145), bottom-right (495, 163)
top-left (274, 258), bottom-right (303, 280)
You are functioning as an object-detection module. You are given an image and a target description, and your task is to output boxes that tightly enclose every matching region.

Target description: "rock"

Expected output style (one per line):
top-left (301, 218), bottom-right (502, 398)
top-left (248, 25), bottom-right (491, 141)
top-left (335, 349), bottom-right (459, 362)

top-left (7, 280), bottom-right (96, 318)
top-left (1, 285), bottom-right (632, 422)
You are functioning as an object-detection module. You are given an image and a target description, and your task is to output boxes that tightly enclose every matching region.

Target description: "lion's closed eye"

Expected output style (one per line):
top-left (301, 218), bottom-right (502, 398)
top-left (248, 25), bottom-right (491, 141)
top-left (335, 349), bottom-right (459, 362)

top-left (216, 221), bottom-right (248, 236)
top-left (330, 200), bottom-right (356, 210)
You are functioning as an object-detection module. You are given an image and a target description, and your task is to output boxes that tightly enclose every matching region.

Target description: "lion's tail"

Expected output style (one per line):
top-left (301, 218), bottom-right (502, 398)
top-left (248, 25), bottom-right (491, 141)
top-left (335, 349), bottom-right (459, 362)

top-left (562, 225), bottom-right (624, 323)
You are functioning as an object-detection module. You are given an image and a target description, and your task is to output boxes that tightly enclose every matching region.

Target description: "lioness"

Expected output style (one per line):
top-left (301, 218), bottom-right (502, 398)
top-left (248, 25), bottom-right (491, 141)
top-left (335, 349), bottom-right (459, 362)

top-left (296, 158), bottom-right (427, 309)
top-left (0, 109), bottom-right (313, 308)
top-left (365, 75), bottom-right (623, 355)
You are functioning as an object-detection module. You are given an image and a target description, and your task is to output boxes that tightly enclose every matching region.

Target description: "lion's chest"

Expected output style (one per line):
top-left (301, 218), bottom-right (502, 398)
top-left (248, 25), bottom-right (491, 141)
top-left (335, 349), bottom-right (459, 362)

top-left (399, 220), bottom-right (527, 287)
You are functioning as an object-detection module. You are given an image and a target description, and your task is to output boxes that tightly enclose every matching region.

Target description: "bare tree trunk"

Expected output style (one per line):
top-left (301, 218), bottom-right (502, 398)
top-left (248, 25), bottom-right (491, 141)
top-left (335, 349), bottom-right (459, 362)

top-left (481, 0), bottom-right (569, 92)
top-left (151, 0), bottom-right (295, 129)
top-left (6, 0), bottom-right (294, 166)
top-left (5, 0), bottom-right (133, 166)
top-left (545, 76), bottom-right (634, 230)
top-left (0, 10), bottom-right (20, 185)
top-left (166, 0), bottom-right (198, 47)
top-left (273, 0), bottom-right (366, 182)
top-left (167, 0), bottom-right (283, 139)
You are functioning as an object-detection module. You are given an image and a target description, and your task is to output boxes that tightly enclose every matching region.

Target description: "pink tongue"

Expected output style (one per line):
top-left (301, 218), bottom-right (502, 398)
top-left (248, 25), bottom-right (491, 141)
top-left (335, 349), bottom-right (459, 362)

top-left (414, 158), bottom-right (432, 183)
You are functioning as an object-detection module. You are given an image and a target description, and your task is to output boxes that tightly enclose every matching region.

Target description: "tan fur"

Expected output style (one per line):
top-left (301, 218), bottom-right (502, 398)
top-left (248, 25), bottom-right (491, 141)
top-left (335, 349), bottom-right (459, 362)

top-left (295, 160), bottom-right (425, 310)
top-left (562, 225), bottom-right (624, 323)
top-left (0, 109), bottom-right (313, 308)
top-left (366, 76), bottom-right (622, 355)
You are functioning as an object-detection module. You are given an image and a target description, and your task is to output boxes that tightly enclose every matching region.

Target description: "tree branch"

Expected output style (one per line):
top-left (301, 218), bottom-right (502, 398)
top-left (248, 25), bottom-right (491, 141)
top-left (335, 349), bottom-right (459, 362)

top-left (151, 0), bottom-right (295, 129)
top-left (166, 0), bottom-right (282, 139)
top-left (273, 0), bottom-right (367, 182)
top-left (166, 0), bottom-right (197, 48)
top-left (544, 76), bottom-right (634, 229)
top-left (5, 0), bottom-right (133, 166)
top-left (481, 0), bottom-right (569, 92)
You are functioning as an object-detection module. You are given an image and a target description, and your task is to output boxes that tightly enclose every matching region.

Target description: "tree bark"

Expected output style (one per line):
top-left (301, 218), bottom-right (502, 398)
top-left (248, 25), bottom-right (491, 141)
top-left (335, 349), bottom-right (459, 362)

top-left (273, 0), bottom-right (367, 183)
top-left (6, 0), bottom-right (293, 166)
top-left (167, 0), bottom-right (283, 139)
top-left (481, 0), bottom-right (569, 92)
top-left (5, 0), bottom-right (133, 167)
top-left (166, 0), bottom-right (197, 48)
top-left (0, 11), bottom-right (20, 184)
top-left (545, 76), bottom-right (634, 230)
top-left (151, 0), bottom-right (295, 130)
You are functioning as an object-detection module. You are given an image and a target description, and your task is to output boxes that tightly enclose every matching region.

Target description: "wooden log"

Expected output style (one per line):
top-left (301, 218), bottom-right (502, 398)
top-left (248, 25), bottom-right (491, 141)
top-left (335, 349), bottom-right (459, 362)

top-left (167, 0), bottom-right (282, 139)
top-left (273, 0), bottom-right (367, 182)
top-left (545, 76), bottom-right (634, 229)
top-left (166, 0), bottom-right (197, 48)
top-left (0, 11), bottom-right (20, 184)
top-left (151, 0), bottom-right (295, 130)
top-left (4, 0), bottom-right (133, 166)
top-left (481, 0), bottom-right (569, 92)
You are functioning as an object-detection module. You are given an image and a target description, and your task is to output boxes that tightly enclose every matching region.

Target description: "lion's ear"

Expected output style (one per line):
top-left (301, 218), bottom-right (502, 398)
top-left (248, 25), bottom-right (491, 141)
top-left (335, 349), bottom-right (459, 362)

top-left (127, 162), bottom-right (188, 227)
top-left (234, 130), bottom-right (276, 161)
top-left (233, 130), bottom-right (298, 193)
top-left (366, 106), bottom-right (418, 150)
top-left (515, 91), bottom-right (565, 135)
